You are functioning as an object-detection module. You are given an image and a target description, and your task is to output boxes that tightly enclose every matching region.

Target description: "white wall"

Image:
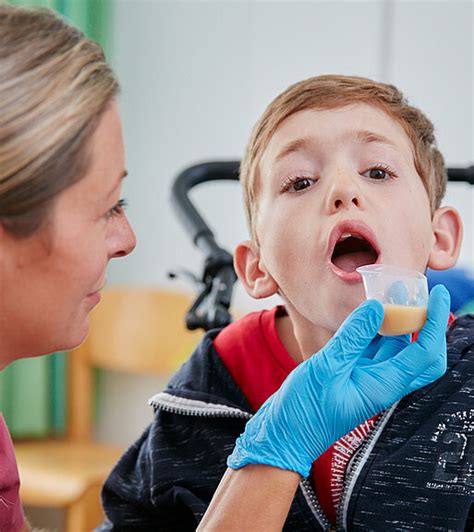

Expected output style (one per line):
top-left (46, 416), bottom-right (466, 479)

top-left (387, 0), bottom-right (473, 268)
top-left (97, 0), bottom-right (473, 446)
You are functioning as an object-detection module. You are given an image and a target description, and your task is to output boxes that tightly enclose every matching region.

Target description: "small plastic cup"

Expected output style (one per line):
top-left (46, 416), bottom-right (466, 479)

top-left (356, 264), bottom-right (428, 336)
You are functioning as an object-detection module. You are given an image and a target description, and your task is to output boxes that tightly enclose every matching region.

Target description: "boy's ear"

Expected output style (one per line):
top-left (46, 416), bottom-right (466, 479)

top-left (427, 206), bottom-right (463, 270)
top-left (234, 240), bottom-right (279, 299)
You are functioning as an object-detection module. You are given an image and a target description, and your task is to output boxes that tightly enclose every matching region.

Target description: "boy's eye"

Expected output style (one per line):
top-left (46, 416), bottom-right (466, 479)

top-left (362, 164), bottom-right (397, 181)
top-left (281, 176), bottom-right (317, 193)
top-left (107, 198), bottom-right (128, 218)
top-left (368, 168), bottom-right (387, 180)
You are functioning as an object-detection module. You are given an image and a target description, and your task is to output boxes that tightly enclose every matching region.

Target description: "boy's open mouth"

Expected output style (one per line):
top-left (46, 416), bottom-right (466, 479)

top-left (331, 234), bottom-right (378, 272)
top-left (328, 220), bottom-right (380, 280)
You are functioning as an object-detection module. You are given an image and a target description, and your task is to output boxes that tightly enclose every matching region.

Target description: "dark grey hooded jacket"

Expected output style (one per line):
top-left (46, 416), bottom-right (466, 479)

top-left (99, 315), bottom-right (474, 531)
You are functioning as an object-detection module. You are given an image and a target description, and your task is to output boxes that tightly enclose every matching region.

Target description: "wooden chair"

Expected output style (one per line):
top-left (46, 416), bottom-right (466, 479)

top-left (14, 287), bottom-right (202, 531)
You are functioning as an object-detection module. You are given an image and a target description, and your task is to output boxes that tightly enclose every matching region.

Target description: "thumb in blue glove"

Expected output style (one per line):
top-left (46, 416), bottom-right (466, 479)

top-left (227, 284), bottom-right (450, 478)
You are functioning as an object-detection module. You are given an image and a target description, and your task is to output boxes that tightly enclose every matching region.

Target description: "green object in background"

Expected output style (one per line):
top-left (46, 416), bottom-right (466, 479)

top-left (0, 351), bottom-right (67, 436)
top-left (50, 352), bottom-right (67, 434)
top-left (458, 300), bottom-right (474, 316)
top-left (4, 0), bottom-right (111, 58)
top-left (0, 0), bottom-right (112, 438)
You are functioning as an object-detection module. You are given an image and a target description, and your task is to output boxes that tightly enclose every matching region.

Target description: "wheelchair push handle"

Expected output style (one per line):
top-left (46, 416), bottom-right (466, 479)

top-left (170, 161), bottom-right (240, 331)
top-left (447, 166), bottom-right (474, 185)
top-left (171, 161), bottom-right (240, 257)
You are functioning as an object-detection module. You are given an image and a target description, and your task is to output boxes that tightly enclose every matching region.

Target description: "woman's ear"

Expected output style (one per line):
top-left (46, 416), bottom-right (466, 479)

top-left (427, 206), bottom-right (463, 270)
top-left (234, 240), bottom-right (279, 299)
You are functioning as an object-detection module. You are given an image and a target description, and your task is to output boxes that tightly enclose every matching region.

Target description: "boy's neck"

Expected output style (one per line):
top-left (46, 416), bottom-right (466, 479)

top-left (275, 314), bottom-right (304, 364)
top-left (275, 310), bottom-right (335, 363)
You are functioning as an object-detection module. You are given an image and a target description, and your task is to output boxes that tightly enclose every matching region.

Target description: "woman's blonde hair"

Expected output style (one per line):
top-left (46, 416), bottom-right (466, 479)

top-left (240, 75), bottom-right (447, 243)
top-left (0, 5), bottom-right (119, 237)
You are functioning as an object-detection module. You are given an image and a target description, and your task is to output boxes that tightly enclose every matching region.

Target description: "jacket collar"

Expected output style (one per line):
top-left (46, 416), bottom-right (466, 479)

top-left (151, 329), bottom-right (253, 414)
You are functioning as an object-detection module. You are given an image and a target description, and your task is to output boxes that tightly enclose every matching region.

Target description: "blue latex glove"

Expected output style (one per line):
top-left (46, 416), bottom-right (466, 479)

top-left (227, 285), bottom-right (450, 478)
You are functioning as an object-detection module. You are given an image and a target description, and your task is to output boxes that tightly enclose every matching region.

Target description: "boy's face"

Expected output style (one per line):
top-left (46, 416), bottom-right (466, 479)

top-left (253, 103), bottom-right (438, 349)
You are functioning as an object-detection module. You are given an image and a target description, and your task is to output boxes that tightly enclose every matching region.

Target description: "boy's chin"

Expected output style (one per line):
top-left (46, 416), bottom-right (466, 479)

top-left (333, 295), bottom-right (366, 326)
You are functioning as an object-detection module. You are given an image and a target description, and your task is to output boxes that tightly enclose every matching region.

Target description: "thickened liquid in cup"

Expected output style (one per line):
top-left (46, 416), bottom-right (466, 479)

top-left (380, 304), bottom-right (427, 336)
top-left (357, 265), bottom-right (429, 336)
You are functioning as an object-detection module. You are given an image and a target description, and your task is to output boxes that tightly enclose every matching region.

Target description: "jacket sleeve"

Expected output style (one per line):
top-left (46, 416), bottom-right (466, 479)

top-left (97, 408), bottom-right (243, 531)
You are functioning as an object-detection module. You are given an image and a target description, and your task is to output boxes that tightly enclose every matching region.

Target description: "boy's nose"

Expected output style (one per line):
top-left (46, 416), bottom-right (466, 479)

top-left (325, 172), bottom-right (363, 214)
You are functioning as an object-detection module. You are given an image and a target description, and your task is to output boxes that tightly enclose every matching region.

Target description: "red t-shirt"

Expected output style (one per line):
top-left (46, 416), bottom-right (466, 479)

top-left (214, 307), bottom-right (455, 525)
top-left (0, 414), bottom-right (24, 532)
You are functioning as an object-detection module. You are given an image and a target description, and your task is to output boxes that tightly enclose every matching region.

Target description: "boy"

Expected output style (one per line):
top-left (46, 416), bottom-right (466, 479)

top-left (99, 75), bottom-right (473, 530)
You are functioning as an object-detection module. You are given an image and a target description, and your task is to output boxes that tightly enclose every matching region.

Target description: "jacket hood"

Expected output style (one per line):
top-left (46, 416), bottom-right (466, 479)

top-left (161, 329), bottom-right (253, 413)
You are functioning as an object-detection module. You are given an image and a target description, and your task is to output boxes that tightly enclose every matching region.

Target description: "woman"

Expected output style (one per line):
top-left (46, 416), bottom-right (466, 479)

top-left (0, 6), bottom-right (135, 530)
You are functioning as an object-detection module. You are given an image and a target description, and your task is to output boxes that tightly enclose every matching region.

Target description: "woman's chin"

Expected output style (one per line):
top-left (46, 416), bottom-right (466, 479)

top-left (57, 319), bottom-right (90, 353)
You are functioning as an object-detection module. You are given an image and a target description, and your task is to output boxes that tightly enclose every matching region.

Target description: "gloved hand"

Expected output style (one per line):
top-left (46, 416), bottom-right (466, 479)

top-left (227, 284), bottom-right (450, 478)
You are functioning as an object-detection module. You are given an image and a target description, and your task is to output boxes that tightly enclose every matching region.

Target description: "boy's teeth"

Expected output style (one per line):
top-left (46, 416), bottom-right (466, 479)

top-left (339, 232), bottom-right (365, 241)
top-left (337, 232), bottom-right (367, 247)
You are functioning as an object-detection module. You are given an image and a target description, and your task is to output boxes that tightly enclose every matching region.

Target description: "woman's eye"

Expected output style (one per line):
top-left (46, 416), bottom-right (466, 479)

top-left (362, 165), bottom-right (397, 181)
top-left (282, 177), bottom-right (316, 193)
top-left (107, 198), bottom-right (128, 218)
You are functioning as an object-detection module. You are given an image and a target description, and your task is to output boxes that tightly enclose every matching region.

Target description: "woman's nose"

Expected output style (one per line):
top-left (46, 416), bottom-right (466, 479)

top-left (109, 216), bottom-right (137, 258)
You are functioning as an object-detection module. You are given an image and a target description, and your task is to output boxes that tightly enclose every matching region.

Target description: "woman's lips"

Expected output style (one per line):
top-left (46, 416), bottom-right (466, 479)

top-left (86, 291), bottom-right (101, 305)
top-left (87, 279), bottom-right (106, 300)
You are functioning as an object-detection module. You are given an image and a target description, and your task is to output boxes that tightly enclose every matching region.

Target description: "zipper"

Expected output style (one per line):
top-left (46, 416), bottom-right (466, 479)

top-left (298, 404), bottom-right (399, 531)
top-left (151, 392), bottom-right (398, 531)
top-left (335, 401), bottom-right (400, 530)
top-left (148, 391), bottom-right (252, 419)
top-left (300, 477), bottom-right (332, 530)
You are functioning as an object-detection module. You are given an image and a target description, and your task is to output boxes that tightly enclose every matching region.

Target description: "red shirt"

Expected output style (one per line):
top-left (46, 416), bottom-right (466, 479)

top-left (215, 306), bottom-right (295, 412)
top-left (0, 414), bottom-right (24, 532)
top-left (214, 307), bottom-right (455, 525)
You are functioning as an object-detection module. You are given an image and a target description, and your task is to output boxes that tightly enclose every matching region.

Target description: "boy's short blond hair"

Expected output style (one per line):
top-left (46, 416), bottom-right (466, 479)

top-left (240, 74), bottom-right (446, 243)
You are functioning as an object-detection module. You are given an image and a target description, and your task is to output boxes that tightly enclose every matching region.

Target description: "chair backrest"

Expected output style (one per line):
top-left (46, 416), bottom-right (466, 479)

top-left (67, 287), bottom-right (203, 440)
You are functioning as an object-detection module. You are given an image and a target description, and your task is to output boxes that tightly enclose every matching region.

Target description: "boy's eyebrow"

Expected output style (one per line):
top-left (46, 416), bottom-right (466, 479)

top-left (352, 130), bottom-right (398, 149)
top-left (274, 130), bottom-right (399, 164)
top-left (274, 136), bottom-right (315, 164)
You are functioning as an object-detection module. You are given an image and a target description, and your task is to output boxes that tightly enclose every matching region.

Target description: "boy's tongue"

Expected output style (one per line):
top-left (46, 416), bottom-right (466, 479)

top-left (332, 251), bottom-right (377, 272)
top-left (331, 235), bottom-right (378, 272)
